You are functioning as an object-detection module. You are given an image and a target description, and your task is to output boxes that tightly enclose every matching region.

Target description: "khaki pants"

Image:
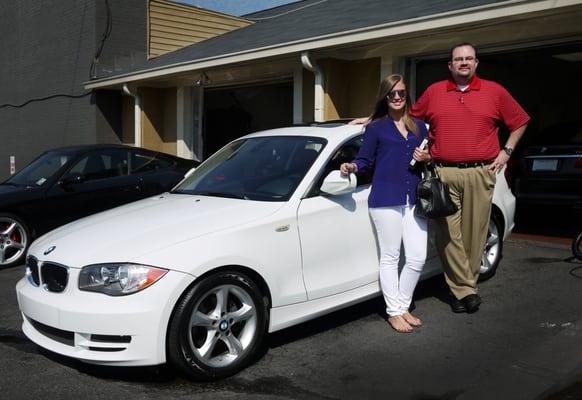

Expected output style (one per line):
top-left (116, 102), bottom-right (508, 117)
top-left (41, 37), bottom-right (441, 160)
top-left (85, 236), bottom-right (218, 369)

top-left (434, 165), bottom-right (496, 299)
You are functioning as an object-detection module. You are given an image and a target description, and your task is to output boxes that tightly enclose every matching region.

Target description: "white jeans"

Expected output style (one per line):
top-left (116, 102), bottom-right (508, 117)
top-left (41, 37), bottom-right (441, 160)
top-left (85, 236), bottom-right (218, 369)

top-left (369, 205), bottom-right (427, 317)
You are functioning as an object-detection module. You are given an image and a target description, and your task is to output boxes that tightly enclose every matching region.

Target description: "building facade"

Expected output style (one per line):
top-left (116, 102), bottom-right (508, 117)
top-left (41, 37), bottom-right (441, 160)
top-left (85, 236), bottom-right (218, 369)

top-left (85, 0), bottom-right (582, 165)
top-left (3, 0), bottom-right (582, 180)
top-left (0, 0), bottom-right (249, 180)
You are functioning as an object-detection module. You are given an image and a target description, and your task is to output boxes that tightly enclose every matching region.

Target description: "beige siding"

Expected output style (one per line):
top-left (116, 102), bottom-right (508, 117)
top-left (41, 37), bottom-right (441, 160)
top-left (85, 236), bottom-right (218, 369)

top-left (141, 87), bottom-right (178, 154)
top-left (148, 0), bottom-right (252, 58)
top-left (321, 58), bottom-right (380, 120)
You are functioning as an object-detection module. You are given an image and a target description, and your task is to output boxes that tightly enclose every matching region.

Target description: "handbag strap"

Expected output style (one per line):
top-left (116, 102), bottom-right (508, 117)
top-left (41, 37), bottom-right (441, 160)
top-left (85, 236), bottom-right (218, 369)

top-left (421, 162), bottom-right (439, 179)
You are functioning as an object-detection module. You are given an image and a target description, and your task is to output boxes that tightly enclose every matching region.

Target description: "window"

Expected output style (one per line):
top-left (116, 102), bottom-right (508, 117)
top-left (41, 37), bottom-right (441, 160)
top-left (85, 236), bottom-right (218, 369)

top-left (6, 150), bottom-right (74, 187)
top-left (174, 136), bottom-right (327, 201)
top-left (66, 149), bottom-right (129, 182)
top-left (318, 135), bottom-right (372, 189)
top-left (131, 151), bottom-right (174, 173)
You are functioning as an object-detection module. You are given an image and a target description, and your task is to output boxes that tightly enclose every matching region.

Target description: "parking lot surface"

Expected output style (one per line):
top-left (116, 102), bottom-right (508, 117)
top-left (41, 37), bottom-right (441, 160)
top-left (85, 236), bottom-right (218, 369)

top-left (1, 237), bottom-right (582, 400)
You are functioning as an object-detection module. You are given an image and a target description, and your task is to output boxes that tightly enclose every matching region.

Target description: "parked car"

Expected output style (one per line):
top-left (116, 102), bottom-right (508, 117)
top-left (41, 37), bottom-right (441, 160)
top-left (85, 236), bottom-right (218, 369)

top-left (1, 144), bottom-right (198, 267)
top-left (16, 124), bottom-right (515, 380)
top-left (513, 121), bottom-right (582, 209)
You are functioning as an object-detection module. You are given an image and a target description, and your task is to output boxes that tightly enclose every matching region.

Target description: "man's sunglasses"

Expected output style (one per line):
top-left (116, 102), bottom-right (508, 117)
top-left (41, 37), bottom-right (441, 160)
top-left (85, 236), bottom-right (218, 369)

top-left (387, 90), bottom-right (407, 100)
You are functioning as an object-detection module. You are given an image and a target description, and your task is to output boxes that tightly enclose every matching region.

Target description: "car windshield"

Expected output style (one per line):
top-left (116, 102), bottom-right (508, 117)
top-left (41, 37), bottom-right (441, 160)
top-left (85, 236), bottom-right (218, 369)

top-left (5, 150), bottom-right (75, 187)
top-left (174, 136), bottom-right (327, 201)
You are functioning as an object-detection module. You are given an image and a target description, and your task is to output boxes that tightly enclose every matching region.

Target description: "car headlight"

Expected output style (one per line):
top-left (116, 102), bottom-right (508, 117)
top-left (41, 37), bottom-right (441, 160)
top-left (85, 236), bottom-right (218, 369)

top-left (79, 263), bottom-right (168, 296)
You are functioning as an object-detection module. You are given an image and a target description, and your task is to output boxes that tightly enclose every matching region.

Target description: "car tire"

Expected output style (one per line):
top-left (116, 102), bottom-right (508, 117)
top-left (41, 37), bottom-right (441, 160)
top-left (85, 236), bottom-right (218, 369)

top-left (0, 213), bottom-right (30, 268)
top-left (572, 230), bottom-right (582, 261)
top-left (167, 271), bottom-right (268, 381)
top-left (478, 212), bottom-right (503, 281)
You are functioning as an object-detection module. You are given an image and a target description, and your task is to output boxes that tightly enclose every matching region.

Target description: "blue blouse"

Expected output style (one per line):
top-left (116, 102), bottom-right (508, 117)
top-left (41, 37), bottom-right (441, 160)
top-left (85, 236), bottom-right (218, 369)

top-left (353, 116), bottom-right (428, 208)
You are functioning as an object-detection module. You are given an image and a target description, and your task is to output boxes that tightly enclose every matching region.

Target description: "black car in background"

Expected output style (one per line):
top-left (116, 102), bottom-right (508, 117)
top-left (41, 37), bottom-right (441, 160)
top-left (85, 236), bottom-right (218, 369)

top-left (513, 121), bottom-right (582, 211)
top-left (0, 144), bottom-right (198, 267)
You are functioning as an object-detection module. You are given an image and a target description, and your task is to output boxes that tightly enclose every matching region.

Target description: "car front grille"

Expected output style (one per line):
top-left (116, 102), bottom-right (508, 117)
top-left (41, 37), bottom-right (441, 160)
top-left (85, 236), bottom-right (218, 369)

top-left (26, 256), bottom-right (40, 286)
top-left (40, 262), bottom-right (69, 293)
top-left (29, 317), bottom-right (74, 346)
top-left (26, 257), bottom-right (69, 293)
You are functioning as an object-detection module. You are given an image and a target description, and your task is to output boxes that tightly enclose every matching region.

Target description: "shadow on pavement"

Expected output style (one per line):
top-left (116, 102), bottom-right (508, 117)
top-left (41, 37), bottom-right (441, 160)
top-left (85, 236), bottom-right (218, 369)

top-left (268, 274), bottom-right (449, 349)
top-left (38, 347), bottom-right (179, 383)
top-left (542, 369), bottom-right (582, 400)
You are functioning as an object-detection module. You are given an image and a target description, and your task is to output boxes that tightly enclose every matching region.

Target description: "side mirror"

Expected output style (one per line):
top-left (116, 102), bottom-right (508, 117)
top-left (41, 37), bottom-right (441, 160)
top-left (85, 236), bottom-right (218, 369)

top-left (58, 173), bottom-right (84, 188)
top-left (320, 170), bottom-right (356, 196)
top-left (184, 167), bottom-right (196, 179)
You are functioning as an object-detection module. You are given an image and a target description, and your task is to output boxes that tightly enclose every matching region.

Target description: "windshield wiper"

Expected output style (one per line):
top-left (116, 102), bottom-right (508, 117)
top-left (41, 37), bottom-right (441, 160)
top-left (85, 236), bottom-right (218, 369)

top-left (191, 191), bottom-right (248, 200)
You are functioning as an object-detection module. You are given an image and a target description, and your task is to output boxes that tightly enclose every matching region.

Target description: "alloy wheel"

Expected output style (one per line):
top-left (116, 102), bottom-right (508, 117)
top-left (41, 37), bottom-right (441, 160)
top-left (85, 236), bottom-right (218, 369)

top-left (186, 283), bottom-right (258, 368)
top-left (480, 215), bottom-right (501, 277)
top-left (0, 216), bottom-right (28, 266)
top-left (167, 271), bottom-right (267, 380)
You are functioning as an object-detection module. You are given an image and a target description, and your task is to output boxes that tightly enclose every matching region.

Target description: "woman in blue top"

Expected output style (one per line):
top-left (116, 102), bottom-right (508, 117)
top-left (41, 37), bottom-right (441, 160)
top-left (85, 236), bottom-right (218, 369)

top-left (341, 74), bottom-right (431, 333)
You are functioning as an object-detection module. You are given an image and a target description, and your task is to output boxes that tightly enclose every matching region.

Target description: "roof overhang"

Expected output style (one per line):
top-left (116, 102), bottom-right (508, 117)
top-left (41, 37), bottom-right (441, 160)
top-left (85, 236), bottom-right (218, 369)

top-left (85, 0), bottom-right (582, 90)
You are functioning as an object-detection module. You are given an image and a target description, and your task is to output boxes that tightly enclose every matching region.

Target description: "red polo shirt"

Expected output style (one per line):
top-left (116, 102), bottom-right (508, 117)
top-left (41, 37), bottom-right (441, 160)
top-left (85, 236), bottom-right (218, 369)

top-left (410, 75), bottom-right (530, 162)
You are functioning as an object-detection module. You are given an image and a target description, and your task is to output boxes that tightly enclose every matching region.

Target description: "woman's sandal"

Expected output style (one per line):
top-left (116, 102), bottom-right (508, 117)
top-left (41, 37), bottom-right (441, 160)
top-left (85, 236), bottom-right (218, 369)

top-left (387, 315), bottom-right (413, 333)
top-left (402, 311), bottom-right (422, 327)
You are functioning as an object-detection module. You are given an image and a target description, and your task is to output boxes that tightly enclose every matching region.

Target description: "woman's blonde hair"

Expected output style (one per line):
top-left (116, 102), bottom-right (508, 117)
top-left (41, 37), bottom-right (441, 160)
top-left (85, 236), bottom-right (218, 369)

top-left (370, 74), bottom-right (418, 135)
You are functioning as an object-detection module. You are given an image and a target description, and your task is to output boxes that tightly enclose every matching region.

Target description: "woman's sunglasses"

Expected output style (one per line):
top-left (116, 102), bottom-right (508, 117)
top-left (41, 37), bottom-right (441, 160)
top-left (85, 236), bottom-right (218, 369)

top-left (387, 90), bottom-right (407, 100)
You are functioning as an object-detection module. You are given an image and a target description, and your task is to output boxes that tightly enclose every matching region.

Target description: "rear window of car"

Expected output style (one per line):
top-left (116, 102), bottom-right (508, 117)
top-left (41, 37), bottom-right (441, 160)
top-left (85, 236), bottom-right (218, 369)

top-left (131, 151), bottom-right (175, 173)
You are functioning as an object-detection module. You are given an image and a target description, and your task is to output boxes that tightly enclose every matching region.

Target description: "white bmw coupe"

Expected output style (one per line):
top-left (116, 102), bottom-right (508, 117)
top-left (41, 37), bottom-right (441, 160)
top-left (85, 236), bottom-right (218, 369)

top-left (16, 123), bottom-right (515, 380)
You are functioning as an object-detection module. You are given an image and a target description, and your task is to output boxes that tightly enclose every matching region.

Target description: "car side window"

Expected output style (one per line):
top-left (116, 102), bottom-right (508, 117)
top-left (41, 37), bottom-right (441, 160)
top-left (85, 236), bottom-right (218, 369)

top-left (66, 149), bottom-right (130, 182)
top-left (319, 135), bottom-right (373, 188)
top-left (131, 151), bottom-right (174, 174)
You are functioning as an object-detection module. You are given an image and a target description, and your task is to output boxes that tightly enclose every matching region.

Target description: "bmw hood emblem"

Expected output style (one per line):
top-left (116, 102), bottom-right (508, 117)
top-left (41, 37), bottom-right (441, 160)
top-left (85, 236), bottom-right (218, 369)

top-left (44, 246), bottom-right (56, 255)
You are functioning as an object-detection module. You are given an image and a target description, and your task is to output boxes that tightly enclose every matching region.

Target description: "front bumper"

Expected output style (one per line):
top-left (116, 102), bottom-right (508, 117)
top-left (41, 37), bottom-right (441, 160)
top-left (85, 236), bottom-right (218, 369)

top-left (16, 268), bottom-right (194, 366)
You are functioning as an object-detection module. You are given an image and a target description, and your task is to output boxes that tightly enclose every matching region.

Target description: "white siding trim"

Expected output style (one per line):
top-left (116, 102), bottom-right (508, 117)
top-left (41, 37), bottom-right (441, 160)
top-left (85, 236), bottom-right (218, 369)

top-left (176, 86), bottom-right (194, 159)
top-left (293, 68), bottom-right (303, 124)
top-left (134, 95), bottom-right (142, 148)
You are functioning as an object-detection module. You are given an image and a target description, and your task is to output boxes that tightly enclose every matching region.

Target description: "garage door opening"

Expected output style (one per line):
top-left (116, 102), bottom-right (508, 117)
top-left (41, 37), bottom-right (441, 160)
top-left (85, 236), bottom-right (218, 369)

top-left (414, 42), bottom-right (582, 146)
top-left (203, 81), bottom-right (293, 158)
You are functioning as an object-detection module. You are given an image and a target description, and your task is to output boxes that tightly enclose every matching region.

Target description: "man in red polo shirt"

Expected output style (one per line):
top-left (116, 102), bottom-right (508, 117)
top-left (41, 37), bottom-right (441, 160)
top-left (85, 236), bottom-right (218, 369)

top-left (411, 43), bottom-right (530, 313)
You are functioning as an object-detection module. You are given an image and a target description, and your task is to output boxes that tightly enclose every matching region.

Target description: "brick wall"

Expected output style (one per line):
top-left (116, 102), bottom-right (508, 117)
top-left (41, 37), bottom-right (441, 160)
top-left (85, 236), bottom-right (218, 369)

top-left (0, 0), bottom-right (147, 181)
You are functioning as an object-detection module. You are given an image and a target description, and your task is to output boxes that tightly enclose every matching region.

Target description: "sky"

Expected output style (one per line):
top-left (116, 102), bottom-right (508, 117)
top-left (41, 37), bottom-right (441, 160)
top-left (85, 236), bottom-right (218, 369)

top-left (180, 0), bottom-right (300, 16)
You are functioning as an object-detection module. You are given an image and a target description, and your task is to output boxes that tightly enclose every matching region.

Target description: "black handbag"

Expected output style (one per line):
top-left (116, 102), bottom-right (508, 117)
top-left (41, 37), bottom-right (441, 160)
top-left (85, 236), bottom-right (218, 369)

top-left (414, 163), bottom-right (458, 218)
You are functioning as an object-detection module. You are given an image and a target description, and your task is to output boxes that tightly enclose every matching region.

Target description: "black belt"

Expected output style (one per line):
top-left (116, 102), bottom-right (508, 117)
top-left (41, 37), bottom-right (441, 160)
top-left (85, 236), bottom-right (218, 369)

top-left (435, 160), bottom-right (494, 168)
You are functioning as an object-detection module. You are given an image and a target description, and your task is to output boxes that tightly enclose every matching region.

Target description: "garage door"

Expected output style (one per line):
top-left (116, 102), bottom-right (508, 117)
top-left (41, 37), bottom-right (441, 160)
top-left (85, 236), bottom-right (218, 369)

top-left (203, 80), bottom-right (293, 158)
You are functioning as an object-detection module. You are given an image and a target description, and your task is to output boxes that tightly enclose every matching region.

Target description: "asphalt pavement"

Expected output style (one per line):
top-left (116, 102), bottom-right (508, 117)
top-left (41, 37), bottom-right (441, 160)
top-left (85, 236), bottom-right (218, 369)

top-left (1, 236), bottom-right (582, 400)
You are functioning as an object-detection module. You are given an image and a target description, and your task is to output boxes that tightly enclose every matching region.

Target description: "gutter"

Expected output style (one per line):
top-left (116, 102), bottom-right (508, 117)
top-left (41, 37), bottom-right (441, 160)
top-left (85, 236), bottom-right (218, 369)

top-left (301, 51), bottom-right (324, 122)
top-left (122, 84), bottom-right (142, 147)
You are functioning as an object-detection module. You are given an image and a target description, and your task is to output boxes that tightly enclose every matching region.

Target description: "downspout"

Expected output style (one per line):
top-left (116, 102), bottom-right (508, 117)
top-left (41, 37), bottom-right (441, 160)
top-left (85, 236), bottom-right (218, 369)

top-left (301, 51), bottom-right (324, 122)
top-left (122, 84), bottom-right (142, 147)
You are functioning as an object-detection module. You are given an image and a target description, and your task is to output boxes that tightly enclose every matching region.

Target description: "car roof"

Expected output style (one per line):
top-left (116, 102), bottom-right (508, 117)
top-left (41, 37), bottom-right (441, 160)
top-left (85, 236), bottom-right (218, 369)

top-left (242, 123), bottom-right (364, 142)
top-left (42, 144), bottom-right (190, 160)
top-left (45, 144), bottom-right (137, 152)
